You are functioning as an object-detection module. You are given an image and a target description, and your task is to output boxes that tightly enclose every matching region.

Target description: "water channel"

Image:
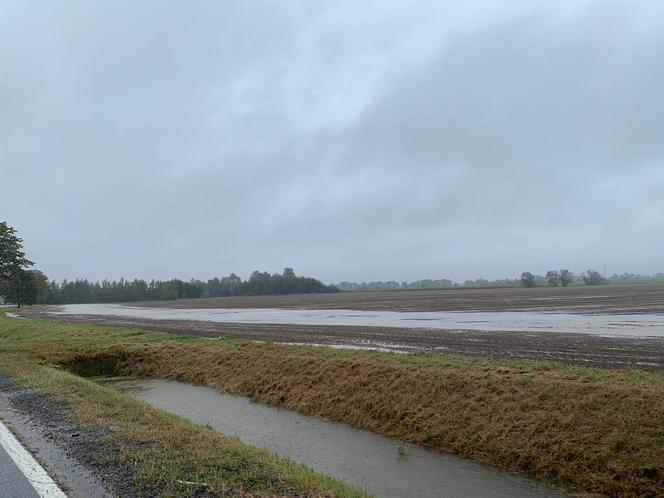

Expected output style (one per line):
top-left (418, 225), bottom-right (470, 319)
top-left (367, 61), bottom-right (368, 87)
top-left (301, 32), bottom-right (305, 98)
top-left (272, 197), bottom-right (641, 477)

top-left (104, 377), bottom-right (568, 498)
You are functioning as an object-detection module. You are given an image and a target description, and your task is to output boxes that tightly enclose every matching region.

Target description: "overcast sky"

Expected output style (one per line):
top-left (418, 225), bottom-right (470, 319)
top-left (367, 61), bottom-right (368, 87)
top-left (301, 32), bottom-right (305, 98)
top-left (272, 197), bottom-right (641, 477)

top-left (1, 1), bottom-right (663, 284)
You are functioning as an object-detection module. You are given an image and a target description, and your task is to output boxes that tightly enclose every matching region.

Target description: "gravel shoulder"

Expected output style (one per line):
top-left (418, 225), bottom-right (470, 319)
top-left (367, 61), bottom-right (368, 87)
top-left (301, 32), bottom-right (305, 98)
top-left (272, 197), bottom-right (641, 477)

top-left (0, 377), bottom-right (115, 498)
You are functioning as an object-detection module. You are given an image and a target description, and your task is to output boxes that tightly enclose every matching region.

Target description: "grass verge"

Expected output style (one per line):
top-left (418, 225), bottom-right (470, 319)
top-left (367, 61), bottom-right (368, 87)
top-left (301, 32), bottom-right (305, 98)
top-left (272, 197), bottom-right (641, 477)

top-left (1, 311), bottom-right (664, 496)
top-left (0, 315), bottom-right (368, 497)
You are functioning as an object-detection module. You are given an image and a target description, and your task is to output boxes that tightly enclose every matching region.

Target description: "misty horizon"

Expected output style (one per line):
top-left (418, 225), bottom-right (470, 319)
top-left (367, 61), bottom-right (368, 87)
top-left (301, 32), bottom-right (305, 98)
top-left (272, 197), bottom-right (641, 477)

top-left (39, 267), bottom-right (663, 288)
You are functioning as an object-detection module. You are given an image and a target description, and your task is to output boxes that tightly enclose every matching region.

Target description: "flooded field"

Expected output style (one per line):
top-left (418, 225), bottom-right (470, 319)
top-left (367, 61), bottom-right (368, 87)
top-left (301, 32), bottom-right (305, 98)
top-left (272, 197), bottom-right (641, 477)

top-left (47, 303), bottom-right (664, 337)
top-left (104, 377), bottom-right (567, 498)
top-left (22, 299), bottom-right (664, 369)
top-left (132, 285), bottom-right (664, 314)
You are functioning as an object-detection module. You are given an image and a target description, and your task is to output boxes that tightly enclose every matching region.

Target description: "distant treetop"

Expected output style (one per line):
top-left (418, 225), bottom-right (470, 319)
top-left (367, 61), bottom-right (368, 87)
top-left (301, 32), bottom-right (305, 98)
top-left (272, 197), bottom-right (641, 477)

top-left (43, 268), bottom-right (338, 304)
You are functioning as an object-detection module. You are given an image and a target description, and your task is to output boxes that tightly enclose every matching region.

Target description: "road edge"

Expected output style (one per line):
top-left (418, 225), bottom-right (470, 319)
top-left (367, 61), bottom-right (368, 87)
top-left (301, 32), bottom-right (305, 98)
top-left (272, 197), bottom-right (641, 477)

top-left (0, 418), bottom-right (68, 498)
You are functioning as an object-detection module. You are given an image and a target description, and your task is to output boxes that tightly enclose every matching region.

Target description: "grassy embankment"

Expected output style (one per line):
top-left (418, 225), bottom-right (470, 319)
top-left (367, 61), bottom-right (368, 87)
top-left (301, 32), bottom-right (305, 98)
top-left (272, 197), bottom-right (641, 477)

top-left (0, 312), bottom-right (367, 498)
top-left (1, 311), bottom-right (663, 497)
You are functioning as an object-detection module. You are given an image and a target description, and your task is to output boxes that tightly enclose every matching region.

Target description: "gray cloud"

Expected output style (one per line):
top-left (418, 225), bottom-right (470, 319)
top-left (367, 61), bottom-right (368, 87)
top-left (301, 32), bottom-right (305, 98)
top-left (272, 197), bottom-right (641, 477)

top-left (1, 1), bottom-right (662, 283)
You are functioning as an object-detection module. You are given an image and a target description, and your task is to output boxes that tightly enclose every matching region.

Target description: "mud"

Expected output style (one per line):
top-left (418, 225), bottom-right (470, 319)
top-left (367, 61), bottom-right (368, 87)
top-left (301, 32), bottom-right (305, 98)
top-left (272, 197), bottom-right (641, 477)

top-left (130, 284), bottom-right (664, 314)
top-left (21, 285), bottom-right (664, 370)
top-left (23, 309), bottom-right (664, 370)
top-left (41, 304), bottom-right (664, 337)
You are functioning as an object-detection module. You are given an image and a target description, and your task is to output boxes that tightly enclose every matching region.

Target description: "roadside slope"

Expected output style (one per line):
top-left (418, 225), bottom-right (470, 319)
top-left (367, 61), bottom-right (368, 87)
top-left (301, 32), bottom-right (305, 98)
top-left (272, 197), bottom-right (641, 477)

top-left (2, 312), bottom-right (664, 497)
top-left (0, 314), bottom-right (369, 498)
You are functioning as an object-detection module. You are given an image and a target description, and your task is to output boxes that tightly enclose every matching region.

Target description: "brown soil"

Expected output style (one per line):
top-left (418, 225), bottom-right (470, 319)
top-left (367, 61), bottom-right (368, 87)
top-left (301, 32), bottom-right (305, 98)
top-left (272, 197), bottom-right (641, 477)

top-left (23, 310), bottom-right (664, 370)
top-left (22, 285), bottom-right (664, 370)
top-left (130, 284), bottom-right (664, 314)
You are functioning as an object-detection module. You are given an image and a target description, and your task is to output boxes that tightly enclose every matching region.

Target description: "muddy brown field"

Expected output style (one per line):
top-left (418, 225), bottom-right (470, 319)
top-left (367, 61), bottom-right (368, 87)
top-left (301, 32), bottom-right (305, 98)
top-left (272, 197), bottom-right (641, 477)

top-left (23, 285), bottom-right (664, 370)
top-left (131, 284), bottom-right (664, 314)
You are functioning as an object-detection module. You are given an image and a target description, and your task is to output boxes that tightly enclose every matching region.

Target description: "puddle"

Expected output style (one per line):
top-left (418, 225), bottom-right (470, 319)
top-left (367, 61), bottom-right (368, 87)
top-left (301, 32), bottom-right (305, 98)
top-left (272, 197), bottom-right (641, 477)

top-left (51, 304), bottom-right (664, 337)
top-left (104, 377), bottom-right (567, 498)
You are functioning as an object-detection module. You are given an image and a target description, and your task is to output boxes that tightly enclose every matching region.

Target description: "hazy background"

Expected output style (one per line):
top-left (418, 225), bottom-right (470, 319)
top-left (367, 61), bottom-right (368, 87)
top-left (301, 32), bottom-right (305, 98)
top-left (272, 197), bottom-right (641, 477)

top-left (1, 0), bottom-right (663, 283)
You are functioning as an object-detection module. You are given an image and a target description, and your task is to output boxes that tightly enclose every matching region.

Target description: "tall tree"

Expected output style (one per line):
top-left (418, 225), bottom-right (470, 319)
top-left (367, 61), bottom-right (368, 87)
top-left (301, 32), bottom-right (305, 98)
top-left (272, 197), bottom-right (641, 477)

top-left (559, 269), bottom-right (574, 287)
top-left (0, 221), bottom-right (33, 281)
top-left (520, 272), bottom-right (536, 288)
top-left (545, 270), bottom-right (560, 286)
top-left (582, 270), bottom-right (606, 286)
top-left (0, 221), bottom-right (35, 306)
top-left (28, 270), bottom-right (49, 303)
top-left (1, 269), bottom-right (47, 307)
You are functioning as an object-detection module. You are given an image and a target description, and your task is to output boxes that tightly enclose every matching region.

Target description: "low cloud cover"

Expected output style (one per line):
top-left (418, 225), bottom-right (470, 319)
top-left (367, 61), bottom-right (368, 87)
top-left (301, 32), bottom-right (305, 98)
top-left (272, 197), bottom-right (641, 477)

top-left (1, 0), bottom-right (663, 283)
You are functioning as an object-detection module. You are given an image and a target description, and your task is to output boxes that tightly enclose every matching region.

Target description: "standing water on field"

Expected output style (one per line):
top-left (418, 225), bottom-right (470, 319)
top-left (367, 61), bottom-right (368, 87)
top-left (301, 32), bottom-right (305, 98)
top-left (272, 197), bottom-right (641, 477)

top-left (52, 303), bottom-right (664, 337)
top-left (104, 378), bottom-right (568, 498)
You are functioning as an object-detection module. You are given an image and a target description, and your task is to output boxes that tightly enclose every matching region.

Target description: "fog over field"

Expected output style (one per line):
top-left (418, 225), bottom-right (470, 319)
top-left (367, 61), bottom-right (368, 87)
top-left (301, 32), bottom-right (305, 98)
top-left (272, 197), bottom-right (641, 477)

top-left (1, 1), bottom-right (663, 283)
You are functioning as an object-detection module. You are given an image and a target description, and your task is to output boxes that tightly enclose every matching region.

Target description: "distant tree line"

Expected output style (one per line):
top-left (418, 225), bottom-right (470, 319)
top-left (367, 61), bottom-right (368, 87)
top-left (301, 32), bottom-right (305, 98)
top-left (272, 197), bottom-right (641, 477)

top-left (462, 278), bottom-right (518, 288)
top-left (337, 278), bottom-right (456, 291)
top-left (609, 272), bottom-right (664, 281)
top-left (520, 269), bottom-right (610, 287)
top-left (338, 277), bottom-right (530, 291)
top-left (4, 220), bottom-right (663, 306)
top-left (43, 268), bottom-right (338, 304)
top-left (338, 268), bottom-right (652, 292)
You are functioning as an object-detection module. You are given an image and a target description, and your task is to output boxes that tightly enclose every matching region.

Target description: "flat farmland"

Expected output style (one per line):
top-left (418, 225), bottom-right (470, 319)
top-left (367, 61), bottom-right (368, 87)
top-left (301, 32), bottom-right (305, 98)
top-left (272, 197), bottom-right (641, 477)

top-left (23, 285), bottom-right (664, 370)
top-left (131, 284), bottom-right (664, 314)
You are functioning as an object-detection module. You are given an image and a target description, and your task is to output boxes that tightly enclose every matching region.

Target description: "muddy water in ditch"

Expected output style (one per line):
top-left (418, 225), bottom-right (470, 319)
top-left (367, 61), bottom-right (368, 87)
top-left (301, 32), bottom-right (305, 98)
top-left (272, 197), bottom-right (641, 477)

top-left (105, 378), bottom-right (567, 498)
top-left (53, 303), bottom-right (664, 337)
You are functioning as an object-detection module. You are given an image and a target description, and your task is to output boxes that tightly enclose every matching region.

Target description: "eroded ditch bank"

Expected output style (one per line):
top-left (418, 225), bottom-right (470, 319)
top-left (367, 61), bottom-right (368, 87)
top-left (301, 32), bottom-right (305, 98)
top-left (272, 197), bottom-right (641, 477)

top-left (57, 343), bottom-right (664, 497)
top-left (102, 377), bottom-right (566, 498)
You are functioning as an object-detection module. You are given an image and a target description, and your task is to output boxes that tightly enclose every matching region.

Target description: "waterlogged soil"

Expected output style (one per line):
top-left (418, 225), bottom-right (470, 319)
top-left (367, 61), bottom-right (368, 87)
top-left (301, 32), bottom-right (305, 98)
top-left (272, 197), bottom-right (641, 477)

top-left (21, 285), bottom-right (664, 369)
top-left (23, 308), bottom-right (664, 370)
top-left (23, 312), bottom-right (664, 371)
top-left (39, 304), bottom-right (664, 337)
top-left (105, 377), bottom-right (568, 498)
top-left (131, 285), bottom-right (664, 314)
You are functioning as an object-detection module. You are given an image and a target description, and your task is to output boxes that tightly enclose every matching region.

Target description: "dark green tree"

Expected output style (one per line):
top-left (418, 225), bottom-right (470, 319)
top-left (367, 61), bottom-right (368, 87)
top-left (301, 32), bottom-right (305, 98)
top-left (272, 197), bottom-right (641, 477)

top-left (0, 221), bottom-right (33, 280)
top-left (28, 270), bottom-right (49, 303)
top-left (559, 269), bottom-right (574, 287)
top-left (545, 270), bottom-right (560, 286)
top-left (582, 270), bottom-right (606, 286)
top-left (520, 272), bottom-right (536, 288)
top-left (1, 269), bottom-right (48, 307)
top-left (0, 221), bottom-right (35, 306)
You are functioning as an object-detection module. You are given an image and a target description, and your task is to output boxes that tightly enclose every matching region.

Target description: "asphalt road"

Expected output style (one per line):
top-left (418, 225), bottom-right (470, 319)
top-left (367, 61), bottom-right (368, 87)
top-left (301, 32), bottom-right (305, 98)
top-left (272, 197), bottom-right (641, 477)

top-left (0, 443), bottom-right (40, 498)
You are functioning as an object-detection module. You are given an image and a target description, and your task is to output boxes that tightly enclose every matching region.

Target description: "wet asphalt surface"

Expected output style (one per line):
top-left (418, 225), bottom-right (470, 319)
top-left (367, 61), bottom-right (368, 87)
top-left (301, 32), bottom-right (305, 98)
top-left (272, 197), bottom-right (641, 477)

top-left (0, 378), bottom-right (115, 498)
top-left (0, 444), bottom-right (40, 498)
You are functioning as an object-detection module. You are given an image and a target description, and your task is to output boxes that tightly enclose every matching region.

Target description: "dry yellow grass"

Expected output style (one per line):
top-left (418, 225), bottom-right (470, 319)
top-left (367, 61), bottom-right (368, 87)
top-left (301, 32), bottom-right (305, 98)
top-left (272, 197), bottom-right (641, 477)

top-left (58, 341), bottom-right (664, 497)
